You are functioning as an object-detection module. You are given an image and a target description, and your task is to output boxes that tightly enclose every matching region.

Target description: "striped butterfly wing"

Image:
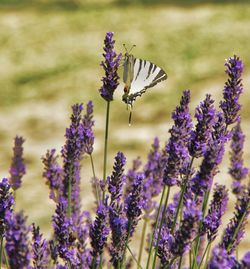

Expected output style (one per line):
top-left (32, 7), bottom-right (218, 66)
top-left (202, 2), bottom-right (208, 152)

top-left (124, 58), bottom-right (167, 105)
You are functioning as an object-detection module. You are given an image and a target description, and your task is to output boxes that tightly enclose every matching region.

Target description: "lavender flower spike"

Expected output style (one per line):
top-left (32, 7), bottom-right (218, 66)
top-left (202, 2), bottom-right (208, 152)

top-left (83, 101), bottom-right (95, 155)
top-left (108, 151), bottom-right (126, 204)
top-left (42, 149), bottom-right (63, 203)
top-left (9, 136), bottom-right (26, 190)
top-left (229, 119), bottom-right (248, 194)
top-left (220, 55), bottom-right (244, 125)
top-left (163, 90), bottom-right (192, 186)
top-left (0, 178), bottom-right (14, 238)
top-left (5, 211), bottom-right (31, 268)
top-left (189, 94), bottom-right (216, 158)
top-left (32, 224), bottom-right (49, 269)
top-left (208, 246), bottom-right (233, 269)
top-left (220, 188), bottom-right (250, 254)
top-left (170, 199), bottom-right (201, 256)
top-left (99, 32), bottom-right (122, 102)
top-left (90, 202), bottom-right (109, 268)
top-left (202, 184), bottom-right (228, 241)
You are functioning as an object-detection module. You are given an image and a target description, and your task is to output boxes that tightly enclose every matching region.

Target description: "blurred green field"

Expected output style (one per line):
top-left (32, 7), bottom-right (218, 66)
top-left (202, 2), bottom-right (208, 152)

top-left (0, 0), bottom-right (250, 257)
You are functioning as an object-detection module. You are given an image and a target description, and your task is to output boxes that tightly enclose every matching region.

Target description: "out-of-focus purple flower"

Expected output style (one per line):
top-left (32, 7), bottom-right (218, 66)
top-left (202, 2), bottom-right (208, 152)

top-left (99, 32), bottom-right (122, 102)
top-left (42, 149), bottom-right (63, 203)
top-left (241, 251), bottom-right (250, 268)
top-left (61, 104), bottom-right (85, 216)
top-left (90, 202), bottom-right (109, 268)
top-left (9, 136), bottom-right (26, 190)
top-left (163, 90), bottom-right (192, 186)
top-left (192, 112), bottom-right (229, 196)
top-left (5, 211), bottom-right (31, 269)
top-left (170, 200), bottom-right (201, 256)
top-left (220, 55), bottom-right (244, 126)
top-left (156, 224), bottom-right (174, 267)
top-left (229, 119), bottom-right (248, 194)
top-left (124, 157), bottom-right (142, 197)
top-left (108, 151), bottom-right (126, 204)
top-left (109, 205), bottom-right (127, 268)
top-left (202, 184), bottom-right (228, 241)
top-left (83, 101), bottom-right (95, 155)
top-left (125, 174), bottom-right (144, 235)
top-left (0, 178), bottom-right (14, 237)
top-left (221, 188), bottom-right (250, 254)
top-left (32, 224), bottom-right (49, 269)
top-left (142, 137), bottom-right (164, 217)
top-left (189, 94), bottom-right (216, 158)
top-left (52, 198), bottom-right (79, 266)
top-left (208, 246), bottom-right (234, 269)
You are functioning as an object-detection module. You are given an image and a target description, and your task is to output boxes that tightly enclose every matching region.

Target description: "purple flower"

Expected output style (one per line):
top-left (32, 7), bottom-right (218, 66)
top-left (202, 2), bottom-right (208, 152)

top-left (220, 55), bottom-right (244, 126)
top-left (42, 149), bottom-right (63, 203)
top-left (52, 198), bottom-right (79, 265)
top-left (157, 224), bottom-right (174, 267)
top-left (83, 101), bottom-right (95, 155)
top-left (9, 136), bottom-right (26, 190)
top-left (229, 119), bottom-right (248, 194)
top-left (208, 246), bottom-right (234, 269)
top-left (90, 202), bottom-right (109, 267)
top-left (142, 137), bottom-right (164, 216)
top-left (163, 90), bottom-right (192, 186)
top-left (170, 200), bottom-right (201, 256)
top-left (221, 188), bottom-right (250, 254)
top-left (202, 184), bottom-right (228, 241)
top-left (108, 151), bottom-right (126, 204)
top-left (241, 251), bottom-right (250, 268)
top-left (5, 211), bottom-right (31, 269)
top-left (0, 178), bottom-right (14, 237)
top-left (31, 224), bottom-right (49, 269)
top-left (125, 174), bottom-right (144, 235)
top-left (189, 94), bottom-right (216, 158)
top-left (61, 104), bottom-right (85, 216)
top-left (191, 114), bottom-right (227, 196)
top-left (99, 32), bottom-right (122, 102)
top-left (109, 205), bottom-right (127, 268)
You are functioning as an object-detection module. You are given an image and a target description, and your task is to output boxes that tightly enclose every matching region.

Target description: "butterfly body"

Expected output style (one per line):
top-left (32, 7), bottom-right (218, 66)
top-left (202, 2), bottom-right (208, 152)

top-left (122, 52), bottom-right (167, 106)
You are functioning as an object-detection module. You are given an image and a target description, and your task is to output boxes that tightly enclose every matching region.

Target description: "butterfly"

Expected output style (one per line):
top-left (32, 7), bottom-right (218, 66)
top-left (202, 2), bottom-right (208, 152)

top-left (122, 45), bottom-right (167, 125)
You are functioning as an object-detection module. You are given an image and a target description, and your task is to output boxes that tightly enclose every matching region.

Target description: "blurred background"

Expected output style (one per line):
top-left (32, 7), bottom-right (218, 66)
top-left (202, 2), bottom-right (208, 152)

top-left (0, 0), bottom-right (250, 259)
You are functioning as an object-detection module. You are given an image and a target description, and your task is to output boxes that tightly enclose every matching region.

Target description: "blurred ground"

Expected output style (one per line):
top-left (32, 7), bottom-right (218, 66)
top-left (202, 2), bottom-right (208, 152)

top-left (0, 0), bottom-right (250, 262)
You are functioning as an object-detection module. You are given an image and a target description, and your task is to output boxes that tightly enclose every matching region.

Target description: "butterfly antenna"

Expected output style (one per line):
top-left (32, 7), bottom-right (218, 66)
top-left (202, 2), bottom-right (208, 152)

top-left (123, 43), bottom-right (128, 52)
top-left (128, 44), bottom-right (136, 53)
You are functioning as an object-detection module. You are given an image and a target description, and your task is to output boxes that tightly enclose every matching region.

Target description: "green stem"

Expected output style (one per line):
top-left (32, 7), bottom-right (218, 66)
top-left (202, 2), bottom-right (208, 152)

top-left (171, 157), bottom-right (194, 233)
top-left (99, 255), bottom-right (103, 269)
top-left (137, 219), bottom-right (147, 268)
top-left (226, 202), bottom-right (250, 252)
top-left (90, 154), bottom-right (100, 204)
top-left (152, 186), bottom-right (171, 269)
top-left (0, 237), bottom-right (3, 269)
top-left (127, 245), bottom-right (143, 269)
top-left (102, 101), bottom-right (110, 202)
top-left (145, 185), bottom-right (166, 269)
top-left (198, 241), bottom-right (211, 269)
top-left (204, 243), bottom-right (212, 269)
top-left (178, 255), bottom-right (183, 269)
top-left (121, 220), bottom-right (132, 268)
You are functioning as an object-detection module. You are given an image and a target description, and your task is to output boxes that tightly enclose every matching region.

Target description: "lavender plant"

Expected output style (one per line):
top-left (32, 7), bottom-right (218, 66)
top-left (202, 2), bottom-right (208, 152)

top-left (0, 33), bottom-right (249, 269)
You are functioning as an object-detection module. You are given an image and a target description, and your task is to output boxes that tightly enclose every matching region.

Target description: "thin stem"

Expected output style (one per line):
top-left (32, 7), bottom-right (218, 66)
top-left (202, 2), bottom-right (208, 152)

top-left (102, 101), bottom-right (110, 202)
top-left (127, 245), bottom-right (143, 269)
top-left (0, 236), bottom-right (3, 269)
top-left (146, 185), bottom-right (166, 269)
top-left (191, 245), bottom-right (199, 269)
top-left (198, 241), bottom-right (211, 269)
top-left (204, 243), bottom-right (212, 269)
top-left (90, 154), bottom-right (100, 204)
top-left (178, 255), bottom-right (183, 269)
top-left (152, 185), bottom-right (171, 269)
top-left (99, 255), bottom-right (103, 269)
top-left (137, 219), bottom-right (147, 268)
top-left (171, 157), bottom-right (195, 233)
top-left (226, 202), bottom-right (250, 252)
top-left (121, 220), bottom-right (132, 268)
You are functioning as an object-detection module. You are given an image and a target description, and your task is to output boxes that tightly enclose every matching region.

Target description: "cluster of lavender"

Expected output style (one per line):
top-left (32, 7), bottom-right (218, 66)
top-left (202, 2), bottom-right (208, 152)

top-left (0, 32), bottom-right (250, 269)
